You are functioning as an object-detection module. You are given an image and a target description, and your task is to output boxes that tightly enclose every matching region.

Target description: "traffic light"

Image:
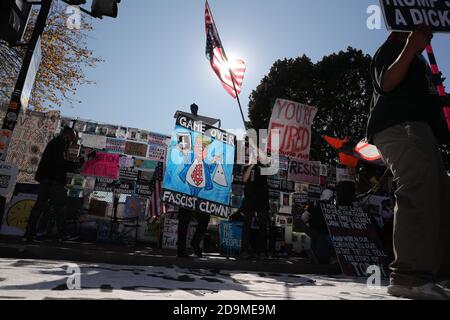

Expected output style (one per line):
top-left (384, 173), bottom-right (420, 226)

top-left (0, 0), bottom-right (32, 46)
top-left (91, 0), bottom-right (121, 19)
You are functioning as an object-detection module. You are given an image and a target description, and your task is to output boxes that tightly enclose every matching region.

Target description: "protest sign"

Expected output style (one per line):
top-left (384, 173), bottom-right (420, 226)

top-left (119, 167), bottom-right (139, 181)
top-left (336, 167), bottom-right (356, 183)
top-left (5, 110), bottom-right (59, 183)
top-left (320, 203), bottom-right (390, 278)
top-left (219, 221), bottom-right (243, 255)
top-left (105, 138), bottom-right (126, 154)
top-left (119, 156), bottom-right (134, 168)
top-left (148, 132), bottom-right (170, 145)
top-left (94, 178), bottom-right (115, 193)
top-left (0, 194), bottom-right (37, 236)
top-left (161, 212), bottom-right (197, 250)
top-left (114, 181), bottom-right (135, 195)
top-left (135, 181), bottom-right (152, 197)
top-left (0, 163), bottom-right (18, 197)
top-left (125, 141), bottom-right (148, 157)
top-left (288, 159), bottom-right (321, 185)
top-left (80, 133), bottom-right (107, 150)
top-left (124, 196), bottom-right (146, 219)
top-left (82, 152), bottom-right (120, 180)
top-left (380, 0), bottom-right (450, 33)
top-left (308, 184), bottom-right (323, 201)
top-left (134, 158), bottom-right (158, 172)
top-left (161, 114), bottom-right (235, 218)
top-left (268, 99), bottom-right (318, 159)
top-left (147, 143), bottom-right (167, 162)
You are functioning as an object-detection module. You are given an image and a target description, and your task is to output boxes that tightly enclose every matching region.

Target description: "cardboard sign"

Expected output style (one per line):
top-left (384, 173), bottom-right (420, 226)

top-left (161, 212), bottom-right (197, 250)
top-left (80, 133), bottom-right (107, 150)
top-left (105, 138), bottom-right (126, 154)
top-left (268, 99), bottom-right (318, 159)
top-left (0, 163), bottom-right (18, 197)
top-left (219, 221), bottom-right (243, 255)
top-left (288, 159), bottom-right (321, 185)
top-left (320, 203), bottom-right (390, 278)
top-left (162, 114), bottom-right (235, 217)
top-left (380, 0), bottom-right (450, 33)
top-left (125, 141), bottom-right (148, 158)
top-left (82, 152), bottom-right (120, 180)
top-left (147, 143), bottom-right (167, 162)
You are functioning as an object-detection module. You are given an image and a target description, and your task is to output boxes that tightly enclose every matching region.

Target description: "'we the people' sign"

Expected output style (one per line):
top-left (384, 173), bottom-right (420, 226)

top-left (380, 0), bottom-right (450, 32)
top-left (268, 99), bottom-right (318, 160)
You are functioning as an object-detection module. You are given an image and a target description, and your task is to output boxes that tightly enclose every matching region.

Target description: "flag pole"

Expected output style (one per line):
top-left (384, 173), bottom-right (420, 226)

top-left (207, 0), bottom-right (248, 130)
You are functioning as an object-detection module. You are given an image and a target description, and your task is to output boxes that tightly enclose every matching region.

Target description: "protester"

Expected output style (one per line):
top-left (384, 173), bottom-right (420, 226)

top-left (177, 207), bottom-right (210, 258)
top-left (367, 26), bottom-right (450, 299)
top-left (240, 162), bottom-right (270, 259)
top-left (23, 126), bottom-right (84, 242)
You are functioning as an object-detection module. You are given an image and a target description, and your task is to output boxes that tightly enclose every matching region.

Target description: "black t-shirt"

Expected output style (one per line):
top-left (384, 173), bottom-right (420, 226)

top-left (366, 39), bottom-right (439, 141)
top-left (243, 165), bottom-right (269, 210)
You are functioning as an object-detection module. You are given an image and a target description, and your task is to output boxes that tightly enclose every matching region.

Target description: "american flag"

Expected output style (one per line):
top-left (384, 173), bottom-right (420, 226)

top-left (147, 162), bottom-right (167, 223)
top-left (205, 1), bottom-right (246, 98)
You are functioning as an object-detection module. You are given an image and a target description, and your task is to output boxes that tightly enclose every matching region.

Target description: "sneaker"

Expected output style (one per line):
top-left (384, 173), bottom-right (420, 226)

top-left (191, 243), bottom-right (203, 258)
top-left (21, 234), bottom-right (34, 243)
top-left (388, 283), bottom-right (450, 300)
top-left (438, 280), bottom-right (450, 289)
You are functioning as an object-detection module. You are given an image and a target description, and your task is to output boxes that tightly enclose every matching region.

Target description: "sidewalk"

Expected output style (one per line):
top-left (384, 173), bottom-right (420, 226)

top-left (0, 236), bottom-right (340, 275)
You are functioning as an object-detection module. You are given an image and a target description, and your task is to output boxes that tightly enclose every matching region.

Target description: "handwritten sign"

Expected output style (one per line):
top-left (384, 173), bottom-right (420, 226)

top-left (82, 152), bottom-right (120, 180)
top-left (268, 99), bottom-right (318, 159)
top-left (320, 203), bottom-right (390, 278)
top-left (288, 159), bottom-right (321, 185)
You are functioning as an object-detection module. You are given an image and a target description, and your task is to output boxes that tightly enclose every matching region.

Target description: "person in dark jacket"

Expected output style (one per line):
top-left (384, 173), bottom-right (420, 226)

top-left (367, 26), bottom-right (450, 300)
top-left (23, 126), bottom-right (83, 242)
top-left (177, 207), bottom-right (211, 258)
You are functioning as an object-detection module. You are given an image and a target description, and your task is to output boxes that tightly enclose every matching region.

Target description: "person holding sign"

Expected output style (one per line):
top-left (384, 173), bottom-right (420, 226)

top-left (367, 26), bottom-right (450, 299)
top-left (22, 127), bottom-right (85, 243)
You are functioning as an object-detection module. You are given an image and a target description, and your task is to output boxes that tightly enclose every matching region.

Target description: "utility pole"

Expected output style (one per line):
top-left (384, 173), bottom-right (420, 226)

top-left (1, 0), bottom-right (53, 161)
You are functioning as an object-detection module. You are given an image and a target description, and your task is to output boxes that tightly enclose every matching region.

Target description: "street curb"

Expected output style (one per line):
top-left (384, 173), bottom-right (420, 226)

top-left (0, 242), bottom-right (341, 275)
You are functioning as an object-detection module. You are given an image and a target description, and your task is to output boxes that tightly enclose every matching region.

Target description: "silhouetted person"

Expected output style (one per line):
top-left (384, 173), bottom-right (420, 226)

top-left (367, 26), bottom-right (450, 299)
top-left (23, 127), bottom-right (84, 242)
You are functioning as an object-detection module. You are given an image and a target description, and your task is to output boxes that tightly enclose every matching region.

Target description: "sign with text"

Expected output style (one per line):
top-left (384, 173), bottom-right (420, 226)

top-left (380, 0), bottom-right (450, 33)
top-left (162, 114), bottom-right (235, 217)
top-left (320, 203), bottom-right (390, 278)
top-left (268, 99), bottom-right (318, 159)
top-left (82, 152), bottom-right (120, 180)
top-left (288, 159), bottom-right (321, 185)
top-left (219, 221), bottom-right (243, 255)
top-left (125, 141), bottom-right (148, 158)
top-left (147, 143), bottom-right (167, 162)
top-left (105, 138), bottom-right (126, 154)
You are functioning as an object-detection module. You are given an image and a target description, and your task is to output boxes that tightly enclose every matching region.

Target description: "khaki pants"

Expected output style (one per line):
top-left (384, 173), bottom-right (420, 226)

top-left (374, 122), bottom-right (450, 286)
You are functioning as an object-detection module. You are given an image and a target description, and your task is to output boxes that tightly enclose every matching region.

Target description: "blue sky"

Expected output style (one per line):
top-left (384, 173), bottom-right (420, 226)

top-left (60, 0), bottom-right (450, 135)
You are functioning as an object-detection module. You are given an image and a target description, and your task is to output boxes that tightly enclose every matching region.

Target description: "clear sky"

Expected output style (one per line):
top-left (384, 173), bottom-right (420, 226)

top-left (60, 0), bottom-right (450, 135)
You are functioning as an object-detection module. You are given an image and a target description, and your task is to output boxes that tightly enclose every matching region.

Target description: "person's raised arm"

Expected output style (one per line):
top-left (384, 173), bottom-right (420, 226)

top-left (382, 26), bottom-right (433, 93)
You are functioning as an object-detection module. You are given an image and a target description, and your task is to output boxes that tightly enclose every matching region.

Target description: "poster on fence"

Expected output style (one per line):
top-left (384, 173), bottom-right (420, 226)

top-left (82, 152), bottom-right (120, 180)
top-left (161, 212), bottom-right (197, 250)
top-left (380, 0), bottom-right (450, 33)
top-left (5, 110), bottom-right (60, 183)
top-left (125, 141), bottom-right (148, 158)
top-left (320, 203), bottom-right (390, 278)
top-left (147, 143), bottom-right (167, 162)
top-left (0, 163), bottom-right (18, 197)
top-left (80, 133), bottom-right (107, 150)
top-left (268, 99), bottom-right (318, 159)
top-left (106, 138), bottom-right (126, 154)
top-left (0, 194), bottom-right (38, 236)
top-left (161, 114), bottom-right (235, 218)
top-left (288, 159), bottom-right (321, 185)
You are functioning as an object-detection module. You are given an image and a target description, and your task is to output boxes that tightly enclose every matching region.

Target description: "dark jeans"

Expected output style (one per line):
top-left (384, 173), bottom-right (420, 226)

top-left (374, 122), bottom-right (450, 286)
top-left (25, 180), bottom-right (68, 238)
top-left (177, 209), bottom-right (211, 255)
top-left (241, 208), bottom-right (269, 255)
